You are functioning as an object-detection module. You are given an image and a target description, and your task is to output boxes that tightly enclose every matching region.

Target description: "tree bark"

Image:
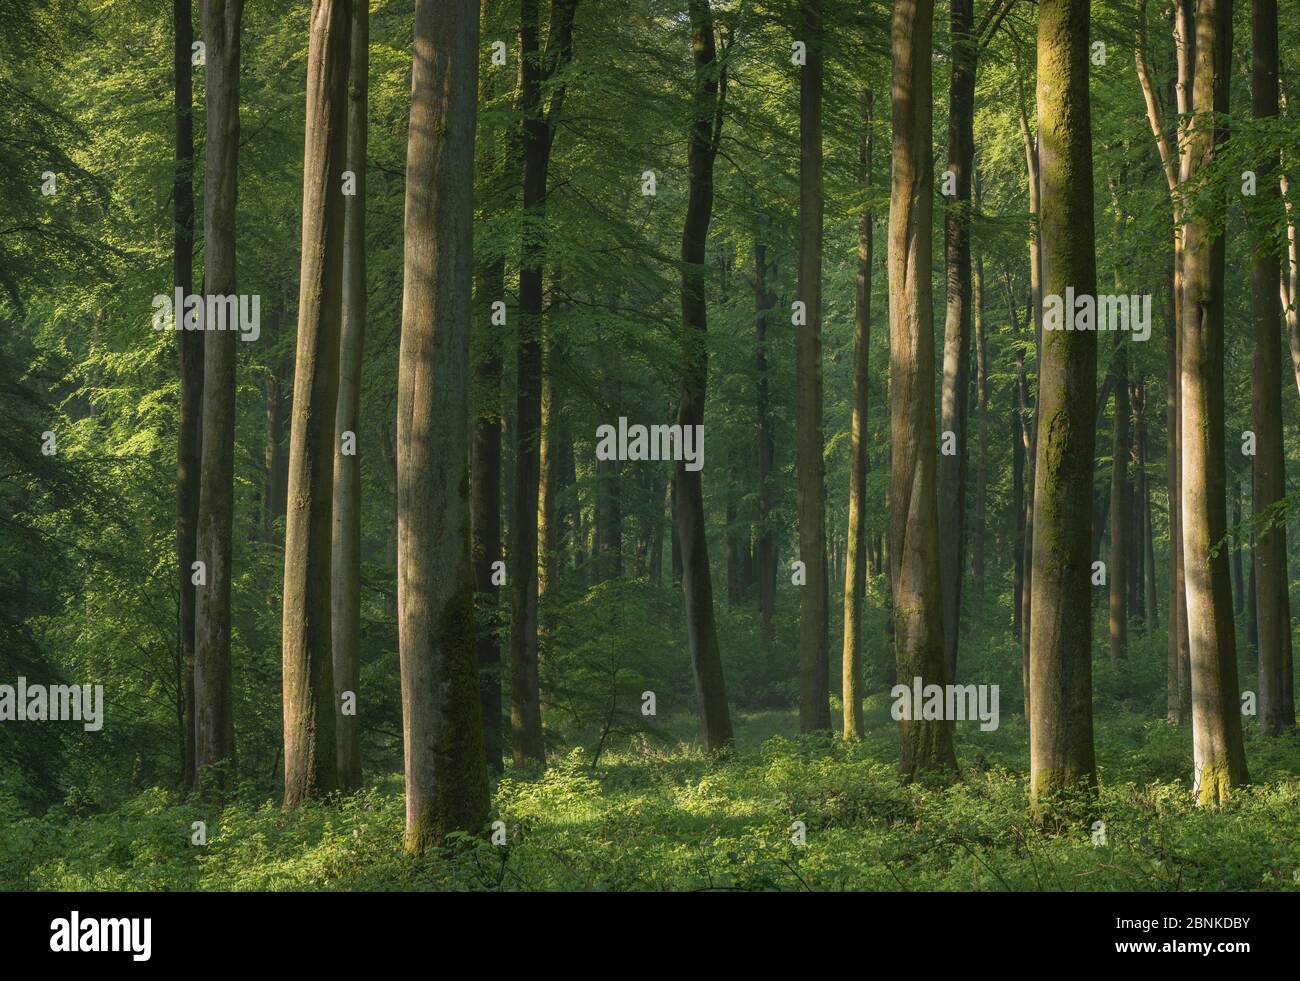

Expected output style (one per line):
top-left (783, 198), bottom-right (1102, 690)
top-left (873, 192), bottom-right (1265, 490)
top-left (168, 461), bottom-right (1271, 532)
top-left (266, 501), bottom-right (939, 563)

top-left (330, 0), bottom-right (366, 795)
top-left (193, 0), bottom-right (244, 792)
top-left (173, 0), bottom-right (200, 790)
top-left (676, 0), bottom-right (734, 752)
top-left (1028, 0), bottom-right (1099, 818)
top-left (510, 0), bottom-right (577, 767)
top-left (888, 0), bottom-right (957, 780)
top-left (1109, 332), bottom-right (1129, 667)
top-left (396, 0), bottom-right (490, 853)
top-left (283, 0), bottom-right (351, 807)
top-left (938, 0), bottom-right (975, 683)
top-left (1180, 0), bottom-right (1249, 806)
top-left (1252, 0), bottom-right (1295, 735)
top-left (842, 89), bottom-right (872, 741)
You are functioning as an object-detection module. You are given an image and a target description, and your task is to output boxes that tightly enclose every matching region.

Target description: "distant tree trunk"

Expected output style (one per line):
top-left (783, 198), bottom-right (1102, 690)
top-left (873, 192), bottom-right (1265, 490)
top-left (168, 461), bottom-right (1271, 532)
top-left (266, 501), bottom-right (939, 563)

top-left (1014, 65), bottom-right (1042, 698)
top-left (264, 358), bottom-right (290, 537)
top-left (670, 476), bottom-right (683, 583)
top-left (1109, 331), bottom-right (1129, 667)
top-left (972, 170), bottom-right (988, 602)
top-left (1230, 480), bottom-right (1244, 613)
top-left (1252, 0), bottom-right (1295, 735)
top-left (283, 0), bottom-right (351, 807)
top-left (888, 0), bottom-right (957, 780)
top-left (1136, 382), bottom-right (1158, 628)
top-left (676, 0), bottom-right (733, 753)
top-left (193, 0), bottom-right (245, 791)
top-left (511, 0), bottom-right (577, 766)
top-left (1181, 0), bottom-right (1249, 806)
top-left (1028, 0), bottom-right (1099, 818)
top-left (937, 0), bottom-right (975, 683)
top-left (396, 0), bottom-right (490, 853)
top-left (173, 0), bottom-right (200, 790)
top-left (753, 232), bottom-right (777, 653)
top-left (330, 0), bottom-right (367, 795)
top-left (796, 0), bottom-right (830, 732)
top-left (842, 89), bottom-right (873, 742)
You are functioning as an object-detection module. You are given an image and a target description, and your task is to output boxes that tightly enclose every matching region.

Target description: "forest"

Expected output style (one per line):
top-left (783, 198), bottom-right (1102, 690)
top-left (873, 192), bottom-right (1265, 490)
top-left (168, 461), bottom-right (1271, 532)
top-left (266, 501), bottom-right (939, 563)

top-left (1, 0), bottom-right (1299, 897)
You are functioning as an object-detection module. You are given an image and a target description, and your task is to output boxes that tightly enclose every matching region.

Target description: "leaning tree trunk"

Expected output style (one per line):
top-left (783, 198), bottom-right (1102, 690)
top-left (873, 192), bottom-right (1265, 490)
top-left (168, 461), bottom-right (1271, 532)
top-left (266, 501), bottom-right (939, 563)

top-left (1180, 0), bottom-right (1249, 806)
top-left (842, 89), bottom-right (873, 741)
top-left (676, 0), bottom-right (734, 753)
top-left (396, 0), bottom-right (490, 853)
top-left (1251, 0), bottom-right (1295, 736)
top-left (888, 0), bottom-right (957, 780)
top-left (795, 0), bottom-right (830, 732)
top-left (1028, 0), bottom-right (1099, 820)
top-left (937, 0), bottom-right (975, 684)
top-left (283, 0), bottom-right (351, 807)
top-left (331, 0), bottom-right (367, 795)
top-left (193, 0), bottom-right (244, 792)
top-left (173, 0), bottom-right (200, 790)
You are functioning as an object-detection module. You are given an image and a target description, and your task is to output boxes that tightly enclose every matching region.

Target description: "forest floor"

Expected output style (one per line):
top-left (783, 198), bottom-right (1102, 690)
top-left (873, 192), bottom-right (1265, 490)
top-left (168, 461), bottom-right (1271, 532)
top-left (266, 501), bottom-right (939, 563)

top-left (5, 694), bottom-right (1299, 891)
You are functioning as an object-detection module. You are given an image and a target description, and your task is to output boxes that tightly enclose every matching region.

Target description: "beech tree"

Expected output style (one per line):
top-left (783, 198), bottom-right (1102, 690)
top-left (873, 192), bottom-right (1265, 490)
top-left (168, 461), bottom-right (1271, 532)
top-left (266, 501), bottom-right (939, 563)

top-left (676, 0), bottom-right (733, 753)
top-left (193, 0), bottom-right (244, 789)
top-left (1028, 0), bottom-right (1099, 818)
top-left (1180, 0), bottom-right (1249, 805)
top-left (396, 0), bottom-right (490, 853)
top-left (888, 0), bottom-right (957, 780)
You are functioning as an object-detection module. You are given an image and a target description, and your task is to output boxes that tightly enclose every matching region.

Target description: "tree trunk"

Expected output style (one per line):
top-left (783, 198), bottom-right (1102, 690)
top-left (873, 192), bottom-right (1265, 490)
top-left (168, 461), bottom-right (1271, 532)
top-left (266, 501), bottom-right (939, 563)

top-left (510, 0), bottom-right (577, 767)
top-left (330, 0), bottom-right (367, 795)
top-left (796, 0), bottom-right (830, 732)
top-left (396, 0), bottom-right (490, 853)
top-left (676, 0), bottom-right (733, 753)
top-left (193, 0), bottom-right (244, 792)
top-left (888, 0), bottom-right (957, 780)
top-left (972, 170), bottom-right (988, 601)
top-left (753, 232), bottom-right (777, 653)
top-left (1028, 0), bottom-right (1099, 818)
top-left (1109, 332), bottom-right (1129, 667)
top-left (173, 0), bottom-right (200, 790)
top-left (1252, 0), bottom-right (1295, 735)
top-left (937, 0), bottom-right (974, 683)
top-left (283, 0), bottom-right (351, 807)
top-left (1180, 0), bottom-right (1249, 806)
top-left (842, 88), bottom-right (873, 742)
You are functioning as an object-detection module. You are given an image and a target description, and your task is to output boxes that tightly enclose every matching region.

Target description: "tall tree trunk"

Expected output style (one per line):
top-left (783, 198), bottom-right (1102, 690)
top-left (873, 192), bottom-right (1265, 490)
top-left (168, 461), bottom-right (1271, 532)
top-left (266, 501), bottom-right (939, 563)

top-left (972, 170), bottom-right (988, 602)
top-left (283, 0), bottom-right (351, 807)
top-left (889, 0), bottom-right (957, 780)
top-left (173, 0), bottom-right (200, 790)
top-left (676, 0), bottom-right (734, 753)
top-left (330, 0), bottom-right (367, 795)
top-left (796, 0), bottom-right (830, 732)
top-left (264, 356), bottom-right (290, 538)
top-left (1109, 332), bottom-right (1129, 667)
top-left (753, 232), bottom-right (777, 653)
top-left (1252, 0), bottom-right (1295, 735)
top-left (938, 0), bottom-right (975, 683)
top-left (1137, 0), bottom-right (1191, 723)
top-left (842, 89), bottom-right (873, 741)
top-left (193, 0), bottom-right (244, 791)
top-left (1230, 480), bottom-right (1244, 612)
top-left (1181, 0), bottom-right (1248, 806)
top-left (396, 0), bottom-right (490, 853)
top-left (511, 0), bottom-right (577, 766)
top-left (1028, 0), bottom-right (1099, 818)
